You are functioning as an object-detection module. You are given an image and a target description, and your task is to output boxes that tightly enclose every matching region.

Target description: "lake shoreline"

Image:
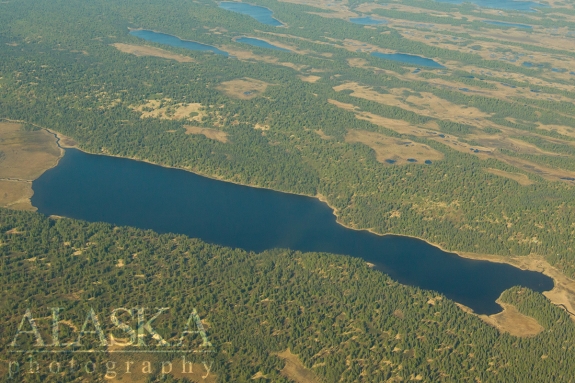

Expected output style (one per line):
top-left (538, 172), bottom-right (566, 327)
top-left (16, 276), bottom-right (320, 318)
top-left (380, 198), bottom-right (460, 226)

top-left (128, 28), bottom-right (229, 57)
top-left (38, 127), bottom-right (575, 318)
top-left (318, 191), bottom-right (575, 320)
top-left (0, 119), bottom-right (77, 210)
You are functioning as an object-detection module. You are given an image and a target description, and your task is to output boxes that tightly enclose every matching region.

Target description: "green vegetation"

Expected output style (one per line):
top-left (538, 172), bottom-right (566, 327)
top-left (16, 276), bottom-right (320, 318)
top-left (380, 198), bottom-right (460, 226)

top-left (4, 0), bottom-right (575, 380)
top-left (2, 209), bottom-right (575, 382)
top-left (437, 120), bottom-right (475, 135)
top-left (2, 0), bottom-right (575, 278)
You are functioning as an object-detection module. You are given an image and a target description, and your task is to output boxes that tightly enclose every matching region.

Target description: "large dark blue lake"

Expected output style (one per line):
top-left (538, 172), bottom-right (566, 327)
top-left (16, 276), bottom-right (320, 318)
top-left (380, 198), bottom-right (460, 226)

top-left (32, 149), bottom-right (553, 315)
top-left (219, 2), bottom-right (283, 26)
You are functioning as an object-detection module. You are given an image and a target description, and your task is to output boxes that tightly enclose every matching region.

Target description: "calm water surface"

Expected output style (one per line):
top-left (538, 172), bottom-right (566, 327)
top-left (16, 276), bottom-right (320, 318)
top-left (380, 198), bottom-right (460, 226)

top-left (32, 149), bottom-right (553, 315)
top-left (130, 30), bottom-right (228, 56)
top-left (349, 16), bottom-right (387, 25)
top-left (372, 52), bottom-right (445, 68)
top-left (236, 37), bottom-right (289, 51)
top-left (219, 2), bottom-right (283, 26)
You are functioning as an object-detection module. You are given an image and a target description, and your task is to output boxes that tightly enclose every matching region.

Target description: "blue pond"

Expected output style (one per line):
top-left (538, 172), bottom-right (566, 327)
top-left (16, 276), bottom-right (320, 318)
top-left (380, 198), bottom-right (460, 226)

top-left (372, 52), bottom-right (444, 68)
top-left (349, 16), bottom-right (387, 25)
top-left (522, 61), bottom-right (545, 68)
top-left (236, 37), bottom-right (290, 52)
top-left (483, 20), bottom-right (532, 29)
top-left (219, 2), bottom-right (283, 26)
top-left (436, 0), bottom-right (547, 12)
top-left (130, 30), bottom-right (228, 56)
top-left (31, 149), bottom-right (553, 315)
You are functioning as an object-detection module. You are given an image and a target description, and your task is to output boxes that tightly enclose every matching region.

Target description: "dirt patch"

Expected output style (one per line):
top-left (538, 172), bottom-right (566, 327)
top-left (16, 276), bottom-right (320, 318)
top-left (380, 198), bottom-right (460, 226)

top-left (216, 78), bottom-right (270, 100)
top-left (184, 126), bottom-right (229, 143)
top-left (275, 349), bottom-right (320, 383)
top-left (485, 168), bottom-right (534, 186)
top-left (112, 43), bottom-right (194, 63)
top-left (479, 302), bottom-right (543, 337)
top-left (132, 100), bottom-right (204, 121)
top-left (346, 130), bottom-right (443, 164)
top-left (299, 75), bottom-right (321, 83)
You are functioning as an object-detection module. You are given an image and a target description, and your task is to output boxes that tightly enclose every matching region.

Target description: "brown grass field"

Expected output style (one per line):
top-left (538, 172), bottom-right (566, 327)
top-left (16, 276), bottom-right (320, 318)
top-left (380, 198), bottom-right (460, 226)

top-left (0, 181), bottom-right (34, 210)
top-left (132, 100), bottom-right (204, 121)
top-left (184, 126), bottom-right (229, 143)
top-left (346, 130), bottom-right (444, 165)
top-left (299, 75), bottom-right (321, 83)
top-left (333, 83), bottom-right (490, 126)
top-left (275, 349), bottom-right (320, 383)
top-left (221, 46), bottom-right (306, 70)
top-left (216, 78), bottom-right (270, 100)
top-left (484, 168), bottom-right (535, 186)
top-left (112, 43), bottom-right (194, 63)
top-left (0, 122), bottom-right (62, 210)
top-left (329, 98), bottom-right (575, 182)
top-left (479, 302), bottom-right (544, 337)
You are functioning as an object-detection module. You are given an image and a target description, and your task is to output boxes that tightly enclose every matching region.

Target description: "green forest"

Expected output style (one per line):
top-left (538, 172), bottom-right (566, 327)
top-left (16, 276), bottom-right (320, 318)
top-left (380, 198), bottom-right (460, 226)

top-left (3, 0), bottom-right (575, 380)
top-left (2, 209), bottom-right (575, 382)
top-left (1, 0), bottom-right (575, 276)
